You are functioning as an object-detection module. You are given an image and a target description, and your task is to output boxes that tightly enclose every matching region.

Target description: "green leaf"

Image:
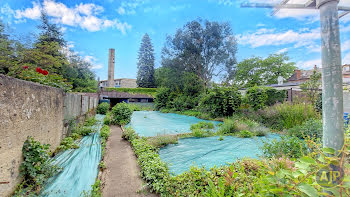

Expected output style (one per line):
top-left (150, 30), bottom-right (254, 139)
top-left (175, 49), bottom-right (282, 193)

top-left (322, 147), bottom-right (335, 155)
top-left (299, 156), bottom-right (317, 164)
top-left (297, 183), bottom-right (318, 197)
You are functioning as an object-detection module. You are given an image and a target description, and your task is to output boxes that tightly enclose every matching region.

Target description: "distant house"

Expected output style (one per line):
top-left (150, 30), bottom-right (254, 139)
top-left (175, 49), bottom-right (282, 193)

top-left (288, 65), bottom-right (322, 83)
top-left (99, 78), bottom-right (137, 88)
top-left (267, 64), bottom-right (350, 90)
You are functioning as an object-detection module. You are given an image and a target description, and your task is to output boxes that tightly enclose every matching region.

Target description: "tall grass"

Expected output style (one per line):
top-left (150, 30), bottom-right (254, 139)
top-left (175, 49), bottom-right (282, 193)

top-left (259, 102), bottom-right (320, 130)
top-left (147, 135), bottom-right (178, 148)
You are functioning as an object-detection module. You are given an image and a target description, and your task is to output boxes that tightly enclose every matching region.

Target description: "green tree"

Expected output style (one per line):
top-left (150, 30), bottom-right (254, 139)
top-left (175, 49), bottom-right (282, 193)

top-left (37, 12), bottom-right (66, 46)
top-left (161, 19), bottom-right (237, 85)
top-left (137, 34), bottom-right (156, 88)
top-left (300, 70), bottom-right (321, 105)
top-left (0, 20), bottom-right (16, 74)
top-left (235, 53), bottom-right (296, 88)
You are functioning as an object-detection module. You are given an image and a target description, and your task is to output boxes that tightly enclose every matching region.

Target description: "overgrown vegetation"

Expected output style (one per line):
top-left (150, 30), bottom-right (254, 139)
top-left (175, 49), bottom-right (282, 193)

top-left (122, 127), bottom-right (350, 197)
top-left (199, 86), bottom-right (242, 117)
top-left (14, 137), bottom-right (60, 196)
top-left (146, 134), bottom-right (178, 148)
top-left (100, 124), bottom-right (111, 158)
top-left (245, 86), bottom-right (287, 110)
top-left (111, 102), bottom-right (133, 125)
top-left (217, 115), bottom-right (269, 137)
top-left (190, 122), bottom-right (216, 137)
top-left (287, 118), bottom-right (323, 140)
top-left (104, 87), bottom-right (157, 96)
top-left (255, 102), bottom-right (320, 130)
top-left (96, 102), bottom-right (110, 115)
top-left (1, 13), bottom-right (97, 92)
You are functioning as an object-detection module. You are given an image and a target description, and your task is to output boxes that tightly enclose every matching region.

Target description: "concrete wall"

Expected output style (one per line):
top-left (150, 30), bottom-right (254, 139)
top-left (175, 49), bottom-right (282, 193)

top-left (0, 75), bottom-right (98, 196)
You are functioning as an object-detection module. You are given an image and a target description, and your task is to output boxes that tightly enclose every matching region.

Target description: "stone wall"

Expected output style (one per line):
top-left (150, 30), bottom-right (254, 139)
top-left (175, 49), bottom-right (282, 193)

top-left (0, 75), bottom-right (98, 196)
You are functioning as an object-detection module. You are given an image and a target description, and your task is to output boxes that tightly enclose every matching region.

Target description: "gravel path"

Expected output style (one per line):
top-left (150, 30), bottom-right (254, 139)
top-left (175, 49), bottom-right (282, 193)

top-left (101, 126), bottom-right (158, 197)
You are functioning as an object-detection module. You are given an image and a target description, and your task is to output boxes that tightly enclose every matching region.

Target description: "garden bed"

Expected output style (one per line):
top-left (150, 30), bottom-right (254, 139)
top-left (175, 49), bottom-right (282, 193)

top-left (125, 111), bottom-right (221, 137)
top-left (159, 134), bottom-right (280, 175)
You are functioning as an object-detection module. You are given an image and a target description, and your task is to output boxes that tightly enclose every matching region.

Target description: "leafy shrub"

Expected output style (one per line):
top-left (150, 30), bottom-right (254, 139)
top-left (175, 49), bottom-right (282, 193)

top-left (217, 119), bottom-right (236, 134)
top-left (218, 116), bottom-right (268, 136)
top-left (111, 102), bottom-right (133, 125)
top-left (121, 127), bottom-right (138, 141)
top-left (100, 125), bottom-right (111, 140)
top-left (100, 125), bottom-right (110, 160)
top-left (147, 135), bottom-right (178, 148)
top-left (18, 137), bottom-right (60, 193)
top-left (287, 119), bottom-right (322, 140)
top-left (58, 137), bottom-right (79, 151)
top-left (96, 102), bottom-right (110, 114)
top-left (74, 126), bottom-right (95, 136)
top-left (245, 86), bottom-right (287, 110)
top-left (251, 126), bottom-right (269, 136)
top-left (199, 86), bottom-right (242, 118)
top-left (84, 116), bottom-right (97, 127)
top-left (190, 121), bottom-right (214, 131)
top-left (127, 132), bottom-right (169, 194)
top-left (103, 111), bottom-right (111, 125)
top-left (245, 86), bottom-right (268, 110)
top-left (17, 68), bottom-right (72, 92)
top-left (261, 136), bottom-right (308, 158)
top-left (71, 133), bottom-right (80, 140)
top-left (315, 92), bottom-right (322, 113)
top-left (258, 102), bottom-right (320, 130)
top-left (238, 130), bottom-right (253, 138)
top-left (265, 88), bottom-right (287, 106)
top-left (155, 88), bottom-right (171, 110)
top-left (190, 122), bottom-right (215, 137)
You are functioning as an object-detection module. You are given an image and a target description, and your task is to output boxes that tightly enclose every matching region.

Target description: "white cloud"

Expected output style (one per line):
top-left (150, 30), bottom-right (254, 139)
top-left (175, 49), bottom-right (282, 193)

top-left (297, 58), bottom-right (322, 69)
top-left (15, 2), bottom-right (41, 20)
top-left (237, 27), bottom-right (320, 48)
top-left (0, 4), bottom-right (15, 22)
top-left (13, 0), bottom-right (131, 33)
top-left (117, 7), bottom-right (125, 15)
top-left (84, 55), bottom-right (103, 70)
top-left (276, 48), bottom-right (288, 54)
top-left (117, 0), bottom-right (148, 15)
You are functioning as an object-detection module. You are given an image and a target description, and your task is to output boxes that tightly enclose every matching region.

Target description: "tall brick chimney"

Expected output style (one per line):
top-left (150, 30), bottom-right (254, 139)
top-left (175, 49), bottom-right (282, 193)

top-left (107, 48), bottom-right (115, 87)
top-left (295, 70), bottom-right (301, 80)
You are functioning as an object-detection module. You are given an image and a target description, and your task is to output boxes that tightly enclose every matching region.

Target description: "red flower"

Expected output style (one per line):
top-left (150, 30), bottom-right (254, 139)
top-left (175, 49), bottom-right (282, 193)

top-left (23, 66), bottom-right (29, 69)
top-left (36, 67), bottom-right (43, 73)
top-left (42, 70), bottom-right (48, 76)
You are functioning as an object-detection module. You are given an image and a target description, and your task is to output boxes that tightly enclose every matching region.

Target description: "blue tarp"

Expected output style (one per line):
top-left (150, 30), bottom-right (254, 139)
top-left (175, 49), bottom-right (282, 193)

top-left (126, 111), bottom-right (221, 137)
top-left (159, 134), bottom-right (281, 175)
top-left (40, 114), bottom-right (105, 197)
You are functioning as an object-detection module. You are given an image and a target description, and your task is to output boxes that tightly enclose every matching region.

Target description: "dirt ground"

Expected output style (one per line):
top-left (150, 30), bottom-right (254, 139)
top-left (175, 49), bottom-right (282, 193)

top-left (101, 126), bottom-right (158, 197)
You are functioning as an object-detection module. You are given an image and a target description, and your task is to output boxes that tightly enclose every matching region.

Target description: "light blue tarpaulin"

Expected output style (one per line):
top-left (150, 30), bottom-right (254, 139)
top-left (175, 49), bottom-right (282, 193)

top-left (159, 134), bottom-right (281, 175)
top-left (40, 114), bottom-right (105, 197)
top-left (126, 111), bottom-right (221, 137)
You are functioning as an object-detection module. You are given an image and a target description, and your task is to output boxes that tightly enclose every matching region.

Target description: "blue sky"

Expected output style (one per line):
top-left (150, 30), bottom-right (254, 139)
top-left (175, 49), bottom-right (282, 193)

top-left (1, 0), bottom-right (350, 81)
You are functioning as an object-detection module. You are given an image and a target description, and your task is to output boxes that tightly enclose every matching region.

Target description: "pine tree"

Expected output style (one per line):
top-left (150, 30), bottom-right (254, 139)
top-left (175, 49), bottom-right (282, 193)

top-left (137, 34), bottom-right (156, 88)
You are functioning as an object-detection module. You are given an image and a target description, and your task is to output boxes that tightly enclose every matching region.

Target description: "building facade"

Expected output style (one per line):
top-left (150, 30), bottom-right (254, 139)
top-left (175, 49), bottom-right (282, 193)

top-left (99, 78), bottom-right (137, 88)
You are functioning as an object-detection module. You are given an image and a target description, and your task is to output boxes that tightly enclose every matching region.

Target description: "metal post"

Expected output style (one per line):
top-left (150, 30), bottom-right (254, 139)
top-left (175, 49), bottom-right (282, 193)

top-left (318, 0), bottom-right (344, 151)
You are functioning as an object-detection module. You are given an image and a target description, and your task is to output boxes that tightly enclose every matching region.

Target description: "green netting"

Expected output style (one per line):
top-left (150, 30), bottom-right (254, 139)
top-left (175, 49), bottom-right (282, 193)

top-left (159, 134), bottom-right (281, 175)
top-left (126, 111), bottom-right (221, 137)
top-left (40, 114), bottom-right (105, 197)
